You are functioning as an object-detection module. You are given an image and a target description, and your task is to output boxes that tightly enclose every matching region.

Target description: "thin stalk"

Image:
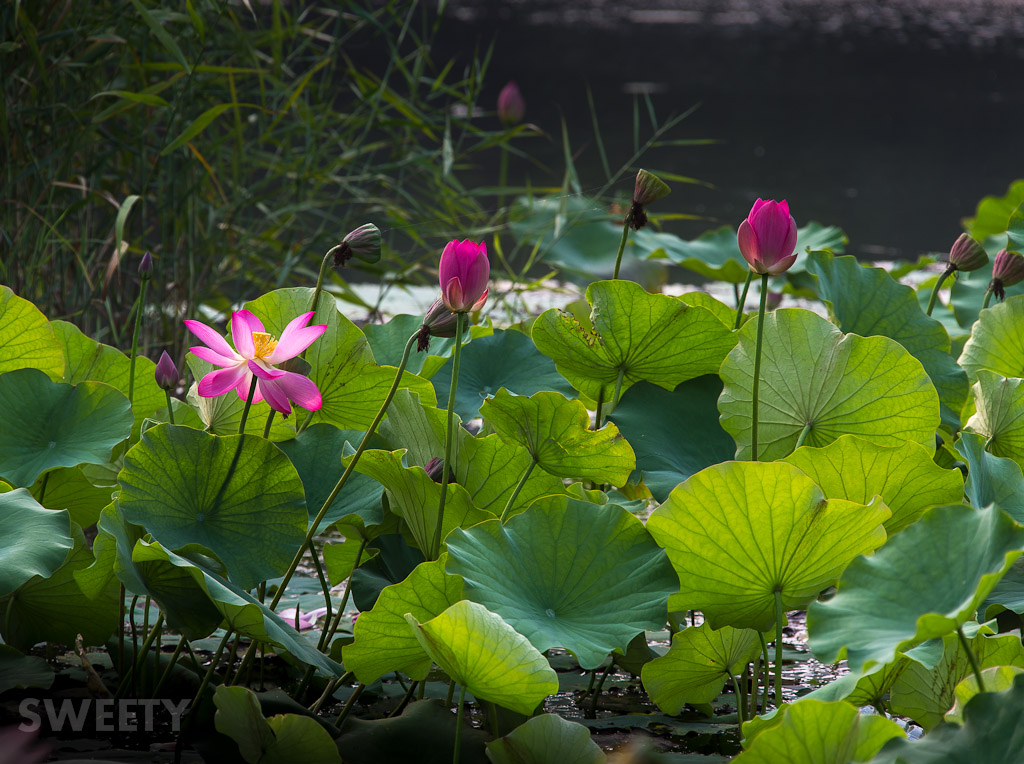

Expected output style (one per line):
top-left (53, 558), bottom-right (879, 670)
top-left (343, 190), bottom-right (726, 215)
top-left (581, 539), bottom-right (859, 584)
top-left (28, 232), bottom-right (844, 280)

top-left (321, 537), bottom-right (367, 649)
top-left (164, 391), bottom-right (176, 425)
top-left (309, 540), bottom-right (332, 631)
top-left (237, 376), bottom-right (258, 435)
top-left (114, 612), bottom-right (165, 701)
top-left (734, 271), bottom-right (754, 330)
top-left (310, 245), bottom-right (343, 318)
top-left (586, 670), bottom-right (597, 695)
top-left (118, 584), bottom-right (126, 679)
top-left (593, 387), bottom-right (605, 432)
top-left (445, 679), bottom-right (456, 706)
top-left (128, 278), bottom-right (148, 406)
top-left (189, 629), bottom-right (234, 713)
top-left (758, 632), bottom-right (770, 713)
top-left (794, 421), bottom-right (812, 451)
top-left (222, 632), bottom-right (243, 685)
top-left (607, 367), bottom-right (625, 419)
top-left (335, 682), bottom-right (365, 727)
top-left (982, 288), bottom-right (994, 310)
top-left (925, 266), bottom-right (954, 316)
top-left (589, 663), bottom-right (614, 718)
top-left (499, 460), bottom-right (536, 523)
top-left (432, 313), bottom-right (466, 560)
top-left (153, 635), bottom-right (186, 697)
top-left (751, 275), bottom-right (769, 461)
top-left (263, 410), bottom-right (275, 438)
top-left (297, 409), bottom-right (316, 436)
top-left (732, 673), bottom-right (746, 728)
top-left (749, 652), bottom-right (761, 718)
top-left (390, 680), bottom-right (419, 717)
top-left (612, 214), bottom-right (632, 280)
top-left (453, 684), bottom-right (468, 764)
top-left (957, 626), bottom-right (987, 693)
top-left (774, 590), bottom-right (785, 706)
top-left (129, 595), bottom-right (140, 676)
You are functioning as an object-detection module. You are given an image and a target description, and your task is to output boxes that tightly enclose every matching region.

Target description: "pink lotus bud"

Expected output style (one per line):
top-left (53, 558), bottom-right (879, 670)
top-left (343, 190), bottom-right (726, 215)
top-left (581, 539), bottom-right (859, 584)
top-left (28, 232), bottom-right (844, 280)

top-left (628, 169), bottom-right (671, 230)
top-left (424, 457), bottom-right (446, 483)
top-left (334, 223), bottom-right (382, 267)
top-left (439, 239), bottom-right (489, 313)
top-left (947, 233), bottom-right (988, 272)
top-left (417, 297), bottom-right (459, 352)
top-left (989, 249), bottom-right (1024, 301)
top-left (154, 351), bottom-right (178, 391)
top-left (766, 291), bottom-right (784, 311)
top-left (497, 82), bottom-right (525, 126)
top-left (138, 251), bottom-right (153, 278)
top-left (737, 199), bottom-right (799, 276)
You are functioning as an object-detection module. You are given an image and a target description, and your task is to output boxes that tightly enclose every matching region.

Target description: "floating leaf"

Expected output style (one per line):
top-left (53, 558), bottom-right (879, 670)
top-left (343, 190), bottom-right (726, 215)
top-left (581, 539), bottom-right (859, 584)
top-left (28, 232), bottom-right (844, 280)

top-left (445, 500), bottom-right (678, 670)
top-left (485, 714), bottom-right (605, 764)
top-left (719, 308), bottom-right (940, 461)
top-left (964, 370), bottom-right (1024, 470)
top-left (647, 461), bottom-right (889, 631)
top-left (955, 432), bottom-right (1024, 524)
top-left (0, 489), bottom-right (73, 597)
top-left (0, 286), bottom-right (64, 378)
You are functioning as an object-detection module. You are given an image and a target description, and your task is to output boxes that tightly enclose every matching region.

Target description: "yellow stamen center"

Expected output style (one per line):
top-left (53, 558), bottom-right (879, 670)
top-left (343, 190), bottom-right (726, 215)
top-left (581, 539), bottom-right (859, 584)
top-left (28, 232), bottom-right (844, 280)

top-left (252, 332), bottom-right (278, 359)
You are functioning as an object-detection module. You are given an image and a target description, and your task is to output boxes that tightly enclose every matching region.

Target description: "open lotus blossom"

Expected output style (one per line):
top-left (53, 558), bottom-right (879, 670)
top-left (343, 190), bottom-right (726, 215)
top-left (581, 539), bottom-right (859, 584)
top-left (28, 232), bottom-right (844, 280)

top-left (439, 239), bottom-right (489, 313)
top-left (185, 309), bottom-right (326, 416)
top-left (737, 198), bottom-right (799, 276)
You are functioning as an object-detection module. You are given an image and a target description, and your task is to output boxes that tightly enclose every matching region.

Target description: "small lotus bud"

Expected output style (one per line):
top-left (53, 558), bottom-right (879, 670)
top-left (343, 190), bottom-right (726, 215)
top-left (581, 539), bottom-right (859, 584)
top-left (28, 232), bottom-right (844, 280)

top-left (424, 457), bottom-right (445, 483)
top-left (766, 291), bottom-right (784, 311)
top-left (737, 199), bottom-right (799, 275)
top-left (154, 351), bottom-right (178, 391)
top-left (417, 297), bottom-right (459, 353)
top-left (497, 82), bottom-right (525, 127)
top-left (138, 251), bottom-right (153, 279)
top-left (989, 249), bottom-right (1024, 301)
top-left (947, 233), bottom-right (988, 272)
top-left (333, 224), bottom-right (382, 267)
top-left (628, 169), bottom-right (671, 231)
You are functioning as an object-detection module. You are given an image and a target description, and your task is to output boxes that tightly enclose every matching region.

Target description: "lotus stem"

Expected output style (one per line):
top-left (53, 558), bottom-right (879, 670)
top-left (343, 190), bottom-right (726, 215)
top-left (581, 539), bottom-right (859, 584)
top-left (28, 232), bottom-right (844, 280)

top-left (982, 288), bottom-right (994, 310)
top-left (310, 245), bottom-right (343, 319)
top-left (774, 590), bottom-right (786, 706)
top-left (445, 679), bottom-right (456, 706)
top-left (758, 631), bottom-right (770, 714)
top-left (925, 265), bottom-right (954, 316)
top-left (336, 682), bottom-right (365, 727)
top-left (735, 271), bottom-right (754, 330)
top-left (612, 214), bottom-right (632, 280)
top-left (189, 628), bottom-right (234, 717)
top-left (321, 537), bottom-right (368, 650)
top-left (453, 684), bottom-right (468, 764)
top-left (733, 673), bottom-right (746, 728)
top-left (153, 634), bottom-right (186, 697)
top-left (390, 680), bottom-right (419, 717)
top-left (432, 312), bottom-right (465, 560)
top-left (499, 459), bottom-right (536, 523)
top-left (794, 421), bottom-right (812, 451)
top-left (309, 539), bottom-right (332, 632)
top-left (237, 376), bottom-right (258, 435)
top-left (749, 651), bottom-right (761, 718)
top-left (609, 366), bottom-right (625, 419)
top-left (592, 387), bottom-right (605, 432)
top-left (128, 278), bottom-right (148, 406)
top-left (957, 626), bottom-right (987, 693)
top-left (589, 662), bottom-right (614, 718)
top-left (114, 612), bottom-right (165, 701)
top-left (263, 410), bottom-right (275, 438)
top-left (751, 274), bottom-right (769, 461)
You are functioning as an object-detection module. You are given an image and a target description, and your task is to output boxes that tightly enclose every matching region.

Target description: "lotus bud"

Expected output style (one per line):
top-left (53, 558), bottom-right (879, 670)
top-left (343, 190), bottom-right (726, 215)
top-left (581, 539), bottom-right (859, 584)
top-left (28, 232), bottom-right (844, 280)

top-left (417, 297), bottom-right (459, 352)
top-left (439, 239), bottom-right (489, 313)
top-left (947, 233), bottom-right (988, 272)
top-left (497, 82), bottom-right (525, 127)
top-left (766, 291), bottom-right (784, 311)
top-left (628, 169), bottom-right (671, 231)
top-left (333, 223), bottom-right (382, 267)
top-left (138, 251), bottom-right (153, 279)
top-left (154, 351), bottom-right (178, 391)
top-left (737, 198), bottom-right (799, 276)
top-left (424, 457), bottom-right (445, 483)
top-left (989, 249), bottom-right (1024, 301)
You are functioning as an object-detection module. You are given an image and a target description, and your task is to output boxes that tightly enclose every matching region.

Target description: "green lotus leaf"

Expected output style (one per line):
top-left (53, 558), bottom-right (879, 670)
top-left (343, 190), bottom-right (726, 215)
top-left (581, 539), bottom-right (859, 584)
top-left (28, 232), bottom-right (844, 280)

top-left (984, 557), bottom-right (1024, 616)
top-left (0, 368), bottom-right (133, 487)
top-left (405, 600), bottom-right (559, 716)
top-left (946, 666), bottom-right (1024, 725)
top-left (480, 390), bottom-right (635, 485)
top-left (29, 465), bottom-right (114, 528)
top-left (343, 558), bottom-right (464, 684)
top-left (431, 330), bottom-right (577, 421)
top-left (132, 539), bottom-right (343, 676)
top-left (364, 313), bottom-right (468, 378)
top-left (806, 251), bottom-right (968, 429)
top-left (0, 489), bottom-right (73, 597)
top-left (964, 370), bottom-right (1024, 470)
top-left (965, 179), bottom-right (1024, 241)
top-left (444, 500), bottom-right (678, 670)
top-left (641, 624), bottom-right (762, 713)
top-left (868, 672), bottom-right (1024, 764)
top-left (118, 423), bottom-right (308, 589)
top-left (719, 308), bottom-right (941, 461)
top-left (890, 630), bottom-right (1024, 730)
top-left (807, 503), bottom-right (1024, 672)
top-left (0, 286), bottom-right (64, 378)
top-left (797, 660), bottom-right (909, 711)
top-left (647, 461), bottom-right (890, 631)
top-left (322, 537), bottom-right (379, 587)
top-left (0, 524), bottom-right (119, 650)
top-left (378, 389), bottom-right (448, 464)
top-left (958, 295), bottom-right (1024, 382)
top-left (678, 291), bottom-right (736, 327)
top-left (0, 644), bottom-right (54, 694)
top-left (955, 432), bottom-right (1024, 524)
top-left (783, 435), bottom-right (964, 535)
top-left (609, 376), bottom-right (736, 503)
top-left (950, 259), bottom-right (1024, 330)
top-left (349, 533), bottom-right (425, 613)
top-left (485, 713), bottom-right (605, 764)
top-left (1008, 199), bottom-right (1024, 253)
top-left (531, 279), bottom-right (736, 405)
top-left (735, 700), bottom-right (904, 764)
top-left (52, 319), bottom-right (166, 435)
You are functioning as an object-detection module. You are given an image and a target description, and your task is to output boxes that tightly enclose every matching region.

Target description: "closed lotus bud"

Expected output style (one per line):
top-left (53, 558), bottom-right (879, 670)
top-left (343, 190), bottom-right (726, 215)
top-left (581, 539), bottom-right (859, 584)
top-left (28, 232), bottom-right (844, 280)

top-left (417, 297), bottom-right (459, 352)
top-left (497, 82), bottom-right (525, 127)
top-left (947, 233), bottom-right (988, 272)
top-left (439, 239), bottom-right (489, 313)
top-left (154, 351), bottom-right (178, 391)
top-left (737, 199), bottom-right (799, 276)
top-left (629, 169), bottom-right (671, 231)
top-left (333, 223), bottom-right (382, 267)
top-left (989, 249), bottom-right (1024, 301)
top-left (766, 291), bottom-right (784, 311)
top-left (424, 457), bottom-right (445, 483)
top-left (138, 251), bottom-right (153, 279)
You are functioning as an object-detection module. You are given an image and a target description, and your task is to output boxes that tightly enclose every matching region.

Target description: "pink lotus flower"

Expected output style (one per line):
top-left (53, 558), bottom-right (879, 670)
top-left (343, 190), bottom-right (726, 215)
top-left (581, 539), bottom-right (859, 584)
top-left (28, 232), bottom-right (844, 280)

top-left (737, 199), bottom-right (799, 275)
top-left (439, 239), bottom-right (489, 313)
top-left (497, 82), bottom-right (525, 126)
top-left (185, 309), bottom-right (326, 416)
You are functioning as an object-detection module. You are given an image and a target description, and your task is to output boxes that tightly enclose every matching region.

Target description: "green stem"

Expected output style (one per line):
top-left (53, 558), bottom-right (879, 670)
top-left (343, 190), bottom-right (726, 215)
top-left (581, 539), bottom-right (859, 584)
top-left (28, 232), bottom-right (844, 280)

top-left (453, 684), bottom-right (468, 764)
top-left (499, 460), bottom-right (536, 523)
top-left (794, 421), bottom-right (812, 451)
top-left (606, 367), bottom-right (625, 419)
top-left (733, 673), bottom-right (746, 728)
top-left (612, 214), bottom-right (632, 280)
top-left (164, 391), bottom-right (175, 425)
top-left (309, 541), bottom-right (332, 629)
top-left (751, 274), bottom-right (769, 461)
top-left (982, 288), bottom-right (994, 310)
top-left (321, 537), bottom-right (367, 649)
top-left (117, 584), bottom-right (126, 680)
top-left (390, 680), bottom-right (419, 717)
top-left (310, 245), bottom-right (343, 319)
top-left (237, 376), bottom-right (258, 435)
top-left (758, 632), bottom-right (770, 714)
top-left (774, 590), bottom-right (785, 706)
top-left (296, 409), bottom-right (315, 436)
top-left (432, 313), bottom-right (465, 560)
top-left (263, 410), bottom-right (275, 439)
top-left (189, 628), bottom-right (234, 714)
top-left (589, 663), bottom-right (614, 718)
top-left (335, 682), bottom-right (365, 727)
top-left (128, 278), bottom-right (148, 406)
top-left (153, 634), bottom-right (186, 697)
top-left (925, 266), bottom-right (954, 317)
top-left (114, 612), bottom-right (165, 700)
top-left (749, 651), bottom-right (761, 718)
top-left (957, 626), bottom-right (987, 693)
top-left (593, 387), bottom-right (605, 432)
top-left (445, 679), bottom-right (456, 706)
top-left (735, 271), bottom-right (754, 330)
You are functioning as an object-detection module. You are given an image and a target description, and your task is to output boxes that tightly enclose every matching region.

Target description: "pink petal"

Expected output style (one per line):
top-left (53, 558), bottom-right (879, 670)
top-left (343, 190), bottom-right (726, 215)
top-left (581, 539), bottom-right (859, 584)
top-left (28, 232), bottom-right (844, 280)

top-left (750, 201), bottom-right (795, 265)
top-left (438, 240), bottom-right (459, 291)
top-left (272, 370), bottom-right (323, 411)
top-left (442, 276), bottom-right (466, 312)
top-left (767, 253), bottom-right (799, 276)
top-left (234, 372), bottom-right (263, 403)
top-left (267, 312), bottom-right (327, 363)
top-left (231, 310), bottom-right (263, 359)
top-left (737, 220), bottom-right (761, 270)
top-left (749, 198), bottom-right (768, 217)
top-left (190, 345), bottom-right (238, 367)
top-left (248, 359), bottom-right (287, 381)
top-left (198, 364), bottom-right (249, 397)
top-left (470, 288), bottom-right (489, 312)
top-left (184, 320), bottom-right (237, 359)
top-left (462, 248), bottom-right (490, 304)
top-left (248, 361), bottom-right (292, 414)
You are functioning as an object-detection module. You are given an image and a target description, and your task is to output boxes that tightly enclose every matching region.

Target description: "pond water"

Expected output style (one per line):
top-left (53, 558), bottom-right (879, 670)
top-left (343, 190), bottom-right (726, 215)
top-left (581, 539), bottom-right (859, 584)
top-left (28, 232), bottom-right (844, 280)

top-left (435, 0), bottom-right (1024, 259)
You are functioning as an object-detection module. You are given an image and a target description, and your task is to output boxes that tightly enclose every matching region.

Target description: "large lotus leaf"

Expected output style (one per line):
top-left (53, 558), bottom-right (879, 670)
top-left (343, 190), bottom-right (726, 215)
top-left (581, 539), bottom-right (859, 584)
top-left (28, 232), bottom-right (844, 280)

top-left (29, 465), bottom-right (113, 528)
top-left (378, 389), bottom-right (448, 465)
top-left (808, 503), bottom-right (1024, 672)
top-left (797, 660), bottom-right (910, 712)
top-left (985, 556), bottom-right (1024, 616)
top-left (806, 251), bottom-right (968, 429)
top-left (890, 630), bottom-right (1024, 731)
top-left (964, 370), bottom-right (1024, 469)
top-left (531, 279), bottom-right (736, 404)
top-left (118, 423), bottom-right (308, 589)
top-left (485, 713), bottom-right (605, 764)
top-left (0, 368), bottom-right (133, 487)
top-left (965, 179), bottom-right (1024, 241)
top-left (431, 330), bottom-right (577, 421)
top-left (0, 644), bottom-right (54, 694)
top-left (132, 539), bottom-right (343, 676)
top-left (719, 308), bottom-right (941, 461)
top-left (322, 536), bottom-right (380, 586)
top-left (214, 685), bottom-right (342, 764)
top-left (405, 600), bottom-right (559, 716)
top-left (678, 291), bottom-right (736, 328)
top-left (0, 489), bottom-right (73, 596)
top-left (363, 313), bottom-right (467, 378)
top-left (343, 558), bottom-right (463, 684)
top-left (349, 533), bottom-right (425, 613)
top-left (480, 390), bottom-right (635, 485)
top-left (0, 286), bottom-right (64, 378)
top-left (51, 320), bottom-right (165, 434)
top-left (869, 672), bottom-right (1024, 764)
top-left (958, 295), bottom-right (1024, 381)
top-left (244, 288), bottom-right (436, 429)
top-left (946, 666), bottom-right (1024, 725)
top-left (735, 700), bottom-right (904, 764)
top-left (609, 376), bottom-right (736, 503)
top-left (276, 423), bottom-right (385, 533)
top-left (955, 432), bottom-right (1024, 523)
top-left (648, 461), bottom-right (890, 631)
top-left (641, 624), bottom-right (761, 713)
top-left (950, 259), bottom-right (1024, 330)
top-left (0, 524), bottom-right (119, 650)
top-left (444, 500), bottom-right (678, 670)
top-left (783, 435), bottom-right (964, 535)
top-left (346, 449), bottom-right (493, 555)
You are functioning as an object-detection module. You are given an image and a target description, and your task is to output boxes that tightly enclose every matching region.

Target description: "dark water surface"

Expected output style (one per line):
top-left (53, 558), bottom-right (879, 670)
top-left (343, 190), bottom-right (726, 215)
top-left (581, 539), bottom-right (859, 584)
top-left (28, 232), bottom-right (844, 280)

top-left (435, 0), bottom-right (1024, 258)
